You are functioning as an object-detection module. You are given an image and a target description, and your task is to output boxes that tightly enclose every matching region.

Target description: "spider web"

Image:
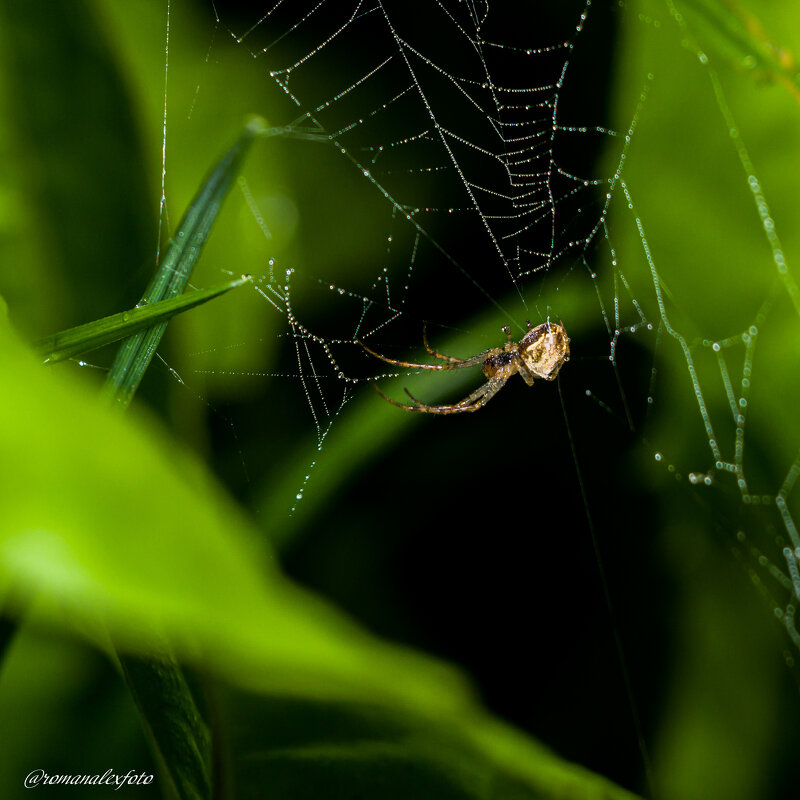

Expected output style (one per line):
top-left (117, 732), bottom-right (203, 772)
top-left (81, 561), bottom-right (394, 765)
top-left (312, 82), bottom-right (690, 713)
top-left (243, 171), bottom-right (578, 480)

top-left (111, 0), bottom-right (800, 791)
top-left (157, 0), bottom-right (800, 687)
top-left (190, 0), bottom-right (626, 457)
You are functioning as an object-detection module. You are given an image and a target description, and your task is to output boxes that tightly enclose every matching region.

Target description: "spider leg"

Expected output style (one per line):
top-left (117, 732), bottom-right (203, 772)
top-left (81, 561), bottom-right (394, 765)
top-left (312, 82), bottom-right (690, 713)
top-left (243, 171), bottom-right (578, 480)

top-left (358, 339), bottom-right (495, 370)
top-left (460, 377), bottom-right (507, 410)
top-left (370, 382), bottom-right (429, 410)
top-left (404, 379), bottom-right (491, 408)
top-left (357, 339), bottom-right (451, 370)
top-left (515, 356), bottom-right (535, 387)
top-left (395, 375), bottom-right (508, 414)
top-left (422, 323), bottom-right (461, 363)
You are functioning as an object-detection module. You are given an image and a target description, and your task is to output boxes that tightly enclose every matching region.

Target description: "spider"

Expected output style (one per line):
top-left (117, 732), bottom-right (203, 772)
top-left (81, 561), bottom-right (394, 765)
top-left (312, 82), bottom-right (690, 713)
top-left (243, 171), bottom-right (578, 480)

top-left (358, 320), bottom-right (569, 413)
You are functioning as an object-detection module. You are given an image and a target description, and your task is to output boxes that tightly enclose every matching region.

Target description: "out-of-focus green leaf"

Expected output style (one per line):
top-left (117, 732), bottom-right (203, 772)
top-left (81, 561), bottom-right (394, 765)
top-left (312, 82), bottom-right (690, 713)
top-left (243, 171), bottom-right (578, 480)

top-left (0, 0), bottom-right (153, 337)
top-left (230, 696), bottom-right (643, 800)
top-left (34, 276), bottom-right (252, 365)
top-left (605, 1), bottom-right (800, 797)
top-left (0, 319), bottom-right (639, 800)
top-left (0, 317), bottom-right (465, 704)
top-left (653, 519), bottom-right (783, 800)
top-left (680, 0), bottom-right (800, 100)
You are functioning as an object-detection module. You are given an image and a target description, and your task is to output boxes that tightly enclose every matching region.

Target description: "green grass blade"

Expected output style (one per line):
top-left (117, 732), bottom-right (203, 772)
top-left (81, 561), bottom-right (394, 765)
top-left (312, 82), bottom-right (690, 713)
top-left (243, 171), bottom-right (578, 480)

top-left (120, 653), bottom-right (212, 800)
top-left (102, 116), bottom-right (267, 409)
top-left (34, 276), bottom-right (252, 365)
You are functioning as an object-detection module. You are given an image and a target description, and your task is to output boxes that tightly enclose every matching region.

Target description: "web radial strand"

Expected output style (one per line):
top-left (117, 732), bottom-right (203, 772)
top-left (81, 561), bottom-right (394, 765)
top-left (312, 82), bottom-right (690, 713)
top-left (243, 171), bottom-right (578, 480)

top-left (217, 0), bottom-right (605, 301)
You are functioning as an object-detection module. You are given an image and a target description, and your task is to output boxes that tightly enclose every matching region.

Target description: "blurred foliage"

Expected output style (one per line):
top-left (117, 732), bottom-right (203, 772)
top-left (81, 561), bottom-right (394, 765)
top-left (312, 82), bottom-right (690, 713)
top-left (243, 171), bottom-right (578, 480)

top-left (0, 0), bottom-right (799, 799)
top-left (606, 1), bottom-right (800, 798)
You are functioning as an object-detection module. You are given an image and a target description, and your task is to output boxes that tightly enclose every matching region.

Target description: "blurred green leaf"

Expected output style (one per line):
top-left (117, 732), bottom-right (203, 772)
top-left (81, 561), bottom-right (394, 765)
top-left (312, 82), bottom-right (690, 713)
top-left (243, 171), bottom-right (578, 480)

top-left (230, 696), bottom-right (643, 800)
top-left (605, 1), bottom-right (800, 797)
top-left (653, 519), bottom-right (783, 800)
top-left (0, 317), bottom-right (639, 800)
top-left (0, 0), bottom-right (153, 337)
top-left (34, 276), bottom-right (252, 365)
top-left (680, 0), bottom-right (800, 100)
top-left (0, 315), bottom-right (467, 704)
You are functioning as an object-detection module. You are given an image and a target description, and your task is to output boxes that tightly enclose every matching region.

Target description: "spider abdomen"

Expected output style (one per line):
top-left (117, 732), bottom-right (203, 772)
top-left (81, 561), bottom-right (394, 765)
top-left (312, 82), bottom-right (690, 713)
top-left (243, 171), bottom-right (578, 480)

top-left (520, 322), bottom-right (570, 380)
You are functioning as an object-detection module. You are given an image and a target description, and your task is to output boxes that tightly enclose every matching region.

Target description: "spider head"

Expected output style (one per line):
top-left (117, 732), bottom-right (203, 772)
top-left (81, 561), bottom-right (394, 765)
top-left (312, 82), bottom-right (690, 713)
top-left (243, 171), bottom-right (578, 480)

top-left (519, 321), bottom-right (570, 380)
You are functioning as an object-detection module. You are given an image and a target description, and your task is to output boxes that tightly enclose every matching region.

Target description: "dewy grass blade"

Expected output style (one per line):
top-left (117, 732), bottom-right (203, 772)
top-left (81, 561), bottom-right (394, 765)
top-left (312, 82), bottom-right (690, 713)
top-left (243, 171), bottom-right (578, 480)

top-left (102, 116), bottom-right (267, 409)
top-left (35, 276), bottom-right (252, 365)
